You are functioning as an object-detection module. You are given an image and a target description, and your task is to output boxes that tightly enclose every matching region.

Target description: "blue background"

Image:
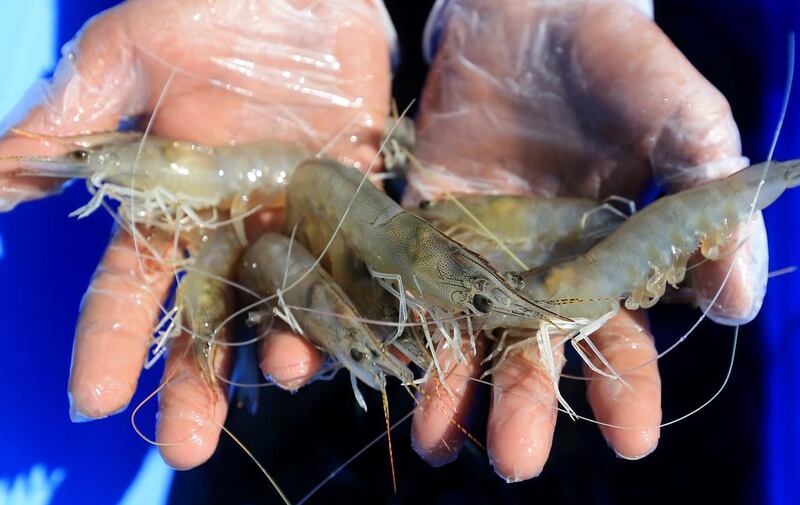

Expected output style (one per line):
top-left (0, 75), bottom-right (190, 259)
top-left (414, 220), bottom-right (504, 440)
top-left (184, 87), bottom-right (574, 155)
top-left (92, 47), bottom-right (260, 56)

top-left (0, 1), bottom-right (798, 504)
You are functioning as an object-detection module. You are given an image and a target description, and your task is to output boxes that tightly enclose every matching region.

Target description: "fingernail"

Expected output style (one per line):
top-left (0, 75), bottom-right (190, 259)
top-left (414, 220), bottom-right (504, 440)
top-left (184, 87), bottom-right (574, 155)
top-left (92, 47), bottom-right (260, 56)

top-left (489, 455), bottom-right (541, 483)
top-left (68, 378), bottom-right (132, 422)
top-left (706, 293), bottom-right (764, 326)
top-left (69, 397), bottom-right (130, 422)
top-left (69, 404), bottom-right (102, 423)
top-left (0, 189), bottom-right (23, 212)
top-left (607, 431), bottom-right (659, 461)
top-left (410, 430), bottom-right (460, 467)
top-left (614, 444), bottom-right (657, 461)
top-left (263, 372), bottom-right (302, 393)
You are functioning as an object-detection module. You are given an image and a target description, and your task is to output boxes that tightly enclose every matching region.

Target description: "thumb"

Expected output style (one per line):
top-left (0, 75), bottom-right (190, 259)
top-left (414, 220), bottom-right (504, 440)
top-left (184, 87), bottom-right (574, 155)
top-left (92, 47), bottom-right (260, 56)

top-left (0, 4), bottom-right (147, 211)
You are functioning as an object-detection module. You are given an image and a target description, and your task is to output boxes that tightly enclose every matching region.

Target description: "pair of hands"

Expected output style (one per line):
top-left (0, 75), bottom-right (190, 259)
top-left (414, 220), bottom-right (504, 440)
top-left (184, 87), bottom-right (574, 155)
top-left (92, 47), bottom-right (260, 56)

top-left (0, 0), bottom-right (766, 481)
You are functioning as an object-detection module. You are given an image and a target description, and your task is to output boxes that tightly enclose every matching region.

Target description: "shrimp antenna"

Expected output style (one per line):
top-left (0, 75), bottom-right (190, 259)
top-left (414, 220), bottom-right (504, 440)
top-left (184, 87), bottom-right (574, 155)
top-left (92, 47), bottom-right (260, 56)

top-left (382, 389), bottom-right (398, 495)
top-left (298, 374), bottom-right (486, 505)
top-left (768, 265), bottom-right (797, 278)
top-left (296, 409), bottom-right (415, 505)
top-left (219, 424), bottom-right (293, 505)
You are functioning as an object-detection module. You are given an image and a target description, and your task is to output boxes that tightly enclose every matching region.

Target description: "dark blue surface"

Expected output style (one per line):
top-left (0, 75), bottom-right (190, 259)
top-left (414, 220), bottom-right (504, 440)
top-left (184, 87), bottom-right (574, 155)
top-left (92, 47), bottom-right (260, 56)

top-left (760, 4), bottom-right (800, 505)
top-left (0, 1), bottom-right (799, 504)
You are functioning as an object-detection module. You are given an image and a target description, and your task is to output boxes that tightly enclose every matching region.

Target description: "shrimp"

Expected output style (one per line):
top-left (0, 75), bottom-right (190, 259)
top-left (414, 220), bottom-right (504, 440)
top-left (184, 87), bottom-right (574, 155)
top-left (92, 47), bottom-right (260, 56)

top-left (285, 158), bottom-right (571, 327)
top-left (282, 157), bottom-right (573, 396)
top-left (521, 159), bottom-right (800, 323)
top-left (6, 130), bottom-right (310, 233)
top-left (172, 224), bottom-right (245, 388)
top-left (413, 194), bottom-right (627, 272)
top-left (236, 232), bottom-right (413, 410)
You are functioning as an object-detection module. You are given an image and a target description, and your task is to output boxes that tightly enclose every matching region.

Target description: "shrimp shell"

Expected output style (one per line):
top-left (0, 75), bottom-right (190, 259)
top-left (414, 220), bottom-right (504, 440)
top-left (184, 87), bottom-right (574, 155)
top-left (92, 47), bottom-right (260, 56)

top-left (414, 194), bottom-right (626, 272)
top-left (522, 159), bottom-right (800, 321)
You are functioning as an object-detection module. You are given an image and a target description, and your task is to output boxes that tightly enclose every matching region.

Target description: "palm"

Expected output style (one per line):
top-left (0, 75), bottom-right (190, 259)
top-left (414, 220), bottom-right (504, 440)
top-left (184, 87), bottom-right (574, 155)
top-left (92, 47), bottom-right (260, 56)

top-left (413, 2), bottom-right (741, 201)
top-left (409, 0), bottom-right (764, 481)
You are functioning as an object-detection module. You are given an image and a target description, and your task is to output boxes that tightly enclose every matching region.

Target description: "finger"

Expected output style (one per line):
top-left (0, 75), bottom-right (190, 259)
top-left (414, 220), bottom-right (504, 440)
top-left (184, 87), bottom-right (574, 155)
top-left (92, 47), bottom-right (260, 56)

top-left (584, 309), bottom-right (661, 460)
top-left (68, 228), bottom-right (174, 421)
top-left (486, 335), bottom-right (564, 482)
top-left (691, 214), bottom-right (768, 325)
top-left (258, 326), bottom-right (324, 391)
top-left (411, 340), bottom-right (485, 467)
top-left (156, 332), bottom-right (232, 470)
top-left (0, 4), bottom-right (144, 208)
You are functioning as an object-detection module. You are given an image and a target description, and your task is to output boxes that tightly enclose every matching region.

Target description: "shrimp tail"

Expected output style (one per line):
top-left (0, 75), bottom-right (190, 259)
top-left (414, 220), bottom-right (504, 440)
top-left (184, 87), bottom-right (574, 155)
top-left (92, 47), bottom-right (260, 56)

top-left (782, 159), bottom-right (800, 188)
top-left (193, 336), bottom-right (218, 388)
top-left (230, 336), bottom-right (261, 416)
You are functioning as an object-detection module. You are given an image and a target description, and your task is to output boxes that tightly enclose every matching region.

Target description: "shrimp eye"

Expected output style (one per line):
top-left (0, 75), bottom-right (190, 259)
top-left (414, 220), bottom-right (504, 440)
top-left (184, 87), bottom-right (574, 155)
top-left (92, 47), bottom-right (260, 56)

top-left (72, 150), bottom-right (89, 160)
top-left (419, 200), bottom-right (431, 210)
top-left (351, 348), bottom-right (365, 362)
top-left (472, 294), bottom-right (493, 313)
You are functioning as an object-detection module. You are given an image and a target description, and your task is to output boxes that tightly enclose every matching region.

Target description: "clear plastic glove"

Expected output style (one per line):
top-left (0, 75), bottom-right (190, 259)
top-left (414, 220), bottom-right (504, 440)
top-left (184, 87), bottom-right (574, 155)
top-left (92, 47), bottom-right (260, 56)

top-left (0, 0), bottom-right (392, 470)
top-left (406, 0), bottom-right (767, 480)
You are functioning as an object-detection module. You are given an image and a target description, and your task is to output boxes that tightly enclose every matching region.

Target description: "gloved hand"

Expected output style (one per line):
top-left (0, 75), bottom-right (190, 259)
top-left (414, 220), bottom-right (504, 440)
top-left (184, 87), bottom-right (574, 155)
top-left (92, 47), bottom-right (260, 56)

top-left (0, 0), bottom-right (393, 470)
top-left (406, 0), bottom-right (766, 481)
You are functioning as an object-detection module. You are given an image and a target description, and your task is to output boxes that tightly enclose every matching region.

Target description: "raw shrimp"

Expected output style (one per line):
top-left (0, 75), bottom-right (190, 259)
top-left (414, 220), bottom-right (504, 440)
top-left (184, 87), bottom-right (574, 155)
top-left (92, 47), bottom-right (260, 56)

top-left (171, 224), bottom-right (245, 387)
top-left (237, 232), bottom-right (413, 410)
top-left (6, 130), bottom-right (310, 232)
top-left (522, 159), bottom-right (800, 322)
top-left (413, 194), bottom-right (627, 272)
top-left (284, 158), bottom-right (570, 342)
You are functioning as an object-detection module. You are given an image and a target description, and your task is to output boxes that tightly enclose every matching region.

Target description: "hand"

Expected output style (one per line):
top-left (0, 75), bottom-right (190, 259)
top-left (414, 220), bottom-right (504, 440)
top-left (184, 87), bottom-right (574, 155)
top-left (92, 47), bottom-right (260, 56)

top-left (406, 0), bottom-right (767, 480)
top-left (0, 0), bottom-right (391, 469)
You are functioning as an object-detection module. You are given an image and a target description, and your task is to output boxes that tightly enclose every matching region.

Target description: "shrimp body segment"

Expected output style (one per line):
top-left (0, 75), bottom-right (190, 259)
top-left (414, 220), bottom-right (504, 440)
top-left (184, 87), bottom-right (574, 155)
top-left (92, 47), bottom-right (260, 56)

top-left (284, 158), bottom-right (569, 333)
top-left (522, 160), bottom-right (800, 321)
top-left (237, 233), bottom-right (413, 394)
top-left (414, 195), bottom-right (625, 272)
